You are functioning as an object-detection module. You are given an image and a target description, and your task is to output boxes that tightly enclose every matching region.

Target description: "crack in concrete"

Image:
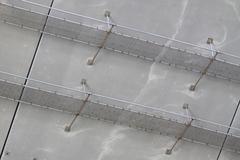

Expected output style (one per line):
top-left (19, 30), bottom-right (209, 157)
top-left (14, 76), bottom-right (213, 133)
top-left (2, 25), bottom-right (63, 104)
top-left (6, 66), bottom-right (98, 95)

top-left (225, 0), bottom-right (240, 22)
top-left (131, 0), bottom-right (190, 105)
top-left (96, 126), bottom-right (128, 160)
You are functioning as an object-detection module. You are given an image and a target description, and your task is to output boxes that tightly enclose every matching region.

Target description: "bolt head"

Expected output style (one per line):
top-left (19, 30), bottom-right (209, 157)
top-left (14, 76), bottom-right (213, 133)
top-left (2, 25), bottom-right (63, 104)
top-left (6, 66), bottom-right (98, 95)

top-left (183, 103), bottom-right (189, 109)
top-left (104, 10), bottom-right (111, 17)
top-left (207, 38), bottom-right (213, 44)
top-left (87, 58), bottom-right (94, 65)
top-left (165, 149), bottom-right (172, 155)
top-left (189, 85), bottom-right (195, 91)
top-left (64, 126), bottom-right (71, 132)
top-left (5, 151), bottom-right (10, 156)
top-left (81, 79), bottom-right (87, 85)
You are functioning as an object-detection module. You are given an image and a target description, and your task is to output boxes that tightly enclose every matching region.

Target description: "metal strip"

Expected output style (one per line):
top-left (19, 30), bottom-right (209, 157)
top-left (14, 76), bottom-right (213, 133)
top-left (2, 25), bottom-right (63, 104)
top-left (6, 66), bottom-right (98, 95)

top-left (1, 3), bottom-right (240, 82)
top-left (0, 80), bottom-right (239, 151)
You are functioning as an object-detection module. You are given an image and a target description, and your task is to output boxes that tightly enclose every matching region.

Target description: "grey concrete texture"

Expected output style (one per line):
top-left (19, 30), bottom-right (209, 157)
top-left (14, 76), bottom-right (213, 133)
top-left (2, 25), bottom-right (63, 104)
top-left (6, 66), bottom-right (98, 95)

top-left (0, 22), bottom-right (40, 84)
top-left (0, 0), bottom-right (240, 159)
top-left (1, 103), bottom-right (239, 160)
top-left (51, 0), bottom-right (240, 56)
top-left (28, 34), bottom-right (240, 132)
top-left (0, 99), bottom-right (17, 152)
top-left (1, 79), bottom-right (238, 150)
top-left (1, 2), bottom-right (240, 84)
top-left (1, 0), bottom-right (52, 14)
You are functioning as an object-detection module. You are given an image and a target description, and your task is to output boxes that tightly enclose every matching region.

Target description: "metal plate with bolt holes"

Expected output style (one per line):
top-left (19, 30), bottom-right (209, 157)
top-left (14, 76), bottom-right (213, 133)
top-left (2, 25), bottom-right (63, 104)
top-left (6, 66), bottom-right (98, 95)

top-left (44, 16), bottom-right (107, 46)
top-left (0, 80), bottom-right (240, 151)
top-left (0, 3), bottom-right (47, 30)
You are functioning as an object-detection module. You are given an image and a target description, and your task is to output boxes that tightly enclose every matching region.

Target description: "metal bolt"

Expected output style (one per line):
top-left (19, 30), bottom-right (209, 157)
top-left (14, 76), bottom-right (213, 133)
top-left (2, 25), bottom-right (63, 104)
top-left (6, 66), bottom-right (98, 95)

top-left (64, 125), bottom-right (71, 132)
top-left (165, 149), bottom-right (172, 155)
top-left (81, 79), bottom-right (87, 85)
top-left (207, 37), bottom-right (213, 44)
top-left (183, 103), bottom-right (189, 110)
top-left (87, 58), bottom-right (94, 65)
top-left (189, 85), bottom-right (195, 91)
top-left (104, 10), bottom-right (111, 17)
top-left (5, 151), bottom-right (10, 156)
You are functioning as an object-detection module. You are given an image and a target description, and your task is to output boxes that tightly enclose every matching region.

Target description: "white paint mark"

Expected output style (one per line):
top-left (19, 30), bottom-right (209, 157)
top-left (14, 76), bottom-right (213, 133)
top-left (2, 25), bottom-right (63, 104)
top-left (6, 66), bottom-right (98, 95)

top-left (97, 126), bottom-right (127, 160)
top-left (215, 25), bottom-right (228, 47)
top-left (132, 0), bottom-right (190, 104)
top-left (217, 35), bottom-right (240, 49)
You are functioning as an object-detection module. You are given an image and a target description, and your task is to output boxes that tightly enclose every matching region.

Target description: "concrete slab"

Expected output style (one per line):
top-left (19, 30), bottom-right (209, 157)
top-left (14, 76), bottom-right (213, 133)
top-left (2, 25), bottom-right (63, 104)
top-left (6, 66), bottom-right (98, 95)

top-left (51, 0), bottom-right (240, 57)
top-left (0, 103), bottom-right (230, 160)
top-left (28, 34), bottom-right (151, 101)
top-left (26, 34), bottom-right (240, 133)
top-left (0, 0), bottom-right (240, 158)
top-left (0, 21), bottom-right (40, 83)
top-left (1, 0), bottom-right (52, 14)
top-left (0, 99), bottom-right (18, 152)
top-left (220, 150), bottom-right (240, 160)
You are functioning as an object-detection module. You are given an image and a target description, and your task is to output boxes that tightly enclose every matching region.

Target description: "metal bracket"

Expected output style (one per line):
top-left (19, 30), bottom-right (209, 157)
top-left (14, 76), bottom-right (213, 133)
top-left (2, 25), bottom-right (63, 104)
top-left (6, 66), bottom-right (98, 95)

top-left (189, 38), bottom-right (218, 91)
top-left (207, 37), bottom-right (213, 45)
top-left (64, 93), bottom-right (91, 132)
top-left (81, 78), bottom-right (87, 85)
top-left (87, 10), bottom-right (114, 65)
top-left (65, 79), bottom-right (91, 132)
top-left (166, 104), bottom-right (193, 155)
top-left (182, 103), bottom-right (189, 110)
top-left (104, 10), bottom-right (111, 18)
top-left (166, 118), bottom-right (194, 155)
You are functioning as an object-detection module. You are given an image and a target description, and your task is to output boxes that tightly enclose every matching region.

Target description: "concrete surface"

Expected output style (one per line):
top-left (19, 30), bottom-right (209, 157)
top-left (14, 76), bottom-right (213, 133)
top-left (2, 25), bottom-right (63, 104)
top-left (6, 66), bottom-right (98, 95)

top-left (28, 34), bottom-right (240, 132)
top-left (0, 0), bottom-right (240, 159)
top-left (51, 0), bottom-right (240, 56)
top-left (0, 99), bottom-right (17, 152)
top-left (0, 103), bottom-right (237, 160)
top-left (0, 21), bottom-right (40, 83)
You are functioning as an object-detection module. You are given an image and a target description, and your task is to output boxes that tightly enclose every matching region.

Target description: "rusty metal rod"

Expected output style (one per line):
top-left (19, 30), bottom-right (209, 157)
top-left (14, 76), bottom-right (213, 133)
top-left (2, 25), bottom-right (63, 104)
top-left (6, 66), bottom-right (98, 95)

top-left (65, 94), bottom-right (91, 132)
top-left (166, 119), bottom-right (194, 155)
top-left (190, 52), bottom-right (219, 91)
top-left (87, 25), bottom-right (114, 65)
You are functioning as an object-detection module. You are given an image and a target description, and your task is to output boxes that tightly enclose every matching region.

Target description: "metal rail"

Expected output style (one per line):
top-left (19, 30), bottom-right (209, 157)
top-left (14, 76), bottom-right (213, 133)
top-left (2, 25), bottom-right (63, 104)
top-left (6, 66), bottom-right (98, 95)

top-left (7, 0), bottom-right (240, 61)
top-left (1, 70), bottom-right (240, 134)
